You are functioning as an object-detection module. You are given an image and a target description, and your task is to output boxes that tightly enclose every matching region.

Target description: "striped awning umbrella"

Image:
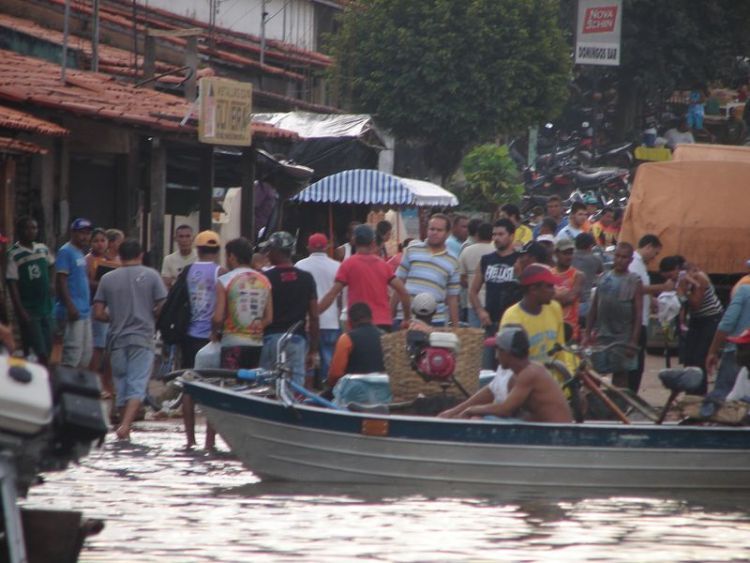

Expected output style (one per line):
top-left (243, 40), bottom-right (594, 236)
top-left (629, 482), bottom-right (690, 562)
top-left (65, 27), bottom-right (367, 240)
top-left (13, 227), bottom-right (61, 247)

top-left (292, 169), bottom-right (457, 207)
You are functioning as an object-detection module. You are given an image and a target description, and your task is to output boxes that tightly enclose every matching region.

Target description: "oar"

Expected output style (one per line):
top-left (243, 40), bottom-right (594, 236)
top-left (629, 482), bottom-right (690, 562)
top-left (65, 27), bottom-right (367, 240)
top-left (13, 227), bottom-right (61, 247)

top-left (584, 369), bottom-right (659, 422)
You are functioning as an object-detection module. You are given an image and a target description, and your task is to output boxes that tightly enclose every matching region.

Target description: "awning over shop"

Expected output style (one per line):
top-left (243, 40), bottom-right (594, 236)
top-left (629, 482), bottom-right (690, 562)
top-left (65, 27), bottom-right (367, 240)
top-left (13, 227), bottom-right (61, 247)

top-left (292, 169), bottom-right (458, 207)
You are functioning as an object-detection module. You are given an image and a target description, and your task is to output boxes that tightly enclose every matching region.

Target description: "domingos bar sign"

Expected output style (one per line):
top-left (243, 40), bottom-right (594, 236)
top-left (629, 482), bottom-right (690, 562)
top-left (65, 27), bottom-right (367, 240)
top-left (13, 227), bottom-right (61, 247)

top-left (575, 0), bottom-right (622, 66)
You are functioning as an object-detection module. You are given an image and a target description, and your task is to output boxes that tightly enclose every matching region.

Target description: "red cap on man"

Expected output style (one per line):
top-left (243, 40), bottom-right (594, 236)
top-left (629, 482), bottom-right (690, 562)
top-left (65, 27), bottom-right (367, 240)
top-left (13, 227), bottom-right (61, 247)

top-left (307, 233), bottom-right (328, 252)
top-left (519, 264), bottom-right (561, 286)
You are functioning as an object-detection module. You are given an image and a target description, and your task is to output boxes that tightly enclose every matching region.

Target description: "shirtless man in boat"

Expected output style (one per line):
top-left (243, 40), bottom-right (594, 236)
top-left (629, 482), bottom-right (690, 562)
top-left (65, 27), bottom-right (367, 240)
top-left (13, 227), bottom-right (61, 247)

top-left (438, 325), bottom-right (573, 423)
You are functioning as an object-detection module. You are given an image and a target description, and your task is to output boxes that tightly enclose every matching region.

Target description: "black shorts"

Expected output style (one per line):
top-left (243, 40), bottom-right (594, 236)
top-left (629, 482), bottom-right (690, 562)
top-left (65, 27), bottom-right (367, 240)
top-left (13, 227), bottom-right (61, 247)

top-left (180, 336), bottom-right (210, 369)
top-left (220, 346), bottom-right (262, 370)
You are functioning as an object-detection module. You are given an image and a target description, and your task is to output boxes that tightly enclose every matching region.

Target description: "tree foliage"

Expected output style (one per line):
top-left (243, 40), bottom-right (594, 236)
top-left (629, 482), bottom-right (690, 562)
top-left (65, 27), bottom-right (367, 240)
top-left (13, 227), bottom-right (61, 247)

top-left (460, 144), bottom-right (524, 210)
top-left (329, 0), bottom-right (571, 180)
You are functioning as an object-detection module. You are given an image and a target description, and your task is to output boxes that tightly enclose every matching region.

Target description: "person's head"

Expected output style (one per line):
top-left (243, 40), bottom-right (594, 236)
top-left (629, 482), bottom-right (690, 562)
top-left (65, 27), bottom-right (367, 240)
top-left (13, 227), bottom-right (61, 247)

top-left (546, 196), bottom-right (562, 220)
top-left (729, 107), bottom-right (739, 120)
top-left (225, 237), bottom-right (253, 268)
top-left (261, 231), bottom-right (296, 265)
top-left (307, 232), bottom-right (329, 254)
top-left (492, 218), bottom-right (515, 252)
top-left (376, 220), bottom-right (392, 245)
top-left (583, 193), bottom-right (599, 215)
top-left (466, 217), bottom-right (483, 239)
top-left (451, 214), bottom-right (469, 241)
top-left (345, 221), bottom-right (361, 246)
top-left (118, 238), bottom-right (143, 262)
top-left (518, 241), bottom-right (550, 271)
top-left (70, 218), bottom-right (93, 248)
top-left (728, 329), bottom-right (750, 369)
top-left (15, 215), bottom-right (38, 245)
top-left (678, 116), bottom-right (690, 132)
top-left (612, 242), bottom-right (635, 273)
top-left (427, 213), bottom-right (451, 248)
top-left (599, 207), bottom-right (615, 227)
top-left (476, 222), bottom-right (493, 243)
top-left (499, 204), bottom-right (522, 226)
top-left (658, 255), bottom-right (683, 281)
top-left (494, 324), bottom-right (530, 369)
top-left (555, 238), bottom-right (575, 268)
top-left (105, 229), bottom-right (124, 255)
top-left (251, 252), bottom-right (269, 270)
top-left (411, 292), bottom-right (437, 323)
top-left (90, 228), bottom-right (108, 256)
top-left (569, 201), bottom-right (588, 228)
top-left (174, 224), bottom-right (194, 254)
top-left (519, 263), bottom-right (558, 306)
top-left (194, 230), bottom-right (221, 260)
top-left (539, 217), bottom-right (558, 236)
top-left (637, 234), bottom-right (663, 263)
top-left (575, 232), bottom-right (596, 251)
top-left (348, 302), bottom-right (373, 327)
top-left (352, 224), bottom-right (376, 252)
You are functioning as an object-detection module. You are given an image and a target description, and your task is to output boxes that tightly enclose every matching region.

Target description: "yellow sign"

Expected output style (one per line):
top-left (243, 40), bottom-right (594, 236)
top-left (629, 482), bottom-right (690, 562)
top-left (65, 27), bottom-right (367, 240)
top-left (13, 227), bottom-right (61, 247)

top-left (198, 77), bottom-right (253, 146)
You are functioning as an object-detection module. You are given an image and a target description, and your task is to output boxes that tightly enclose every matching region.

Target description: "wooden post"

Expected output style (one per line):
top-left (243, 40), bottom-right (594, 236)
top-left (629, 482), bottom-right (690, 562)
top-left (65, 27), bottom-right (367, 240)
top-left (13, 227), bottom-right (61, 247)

top-left (199, 145), bottom-right (214, 231)
top-left (115, 133), bottom-right (139, 237)
top-left (143, 35), bottom-right (156, 88)
top-left (149, 137), bottom-right (167, 270)
top-left (185, 36), bottom-right (198, 102)
top-left (239, 147), bottom-right (255, 242)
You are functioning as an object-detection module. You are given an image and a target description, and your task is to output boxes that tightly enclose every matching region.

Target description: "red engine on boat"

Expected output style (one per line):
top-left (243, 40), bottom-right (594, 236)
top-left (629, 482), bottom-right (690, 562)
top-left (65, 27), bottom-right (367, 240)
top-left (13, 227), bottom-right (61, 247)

top-left (416, 347), bottom-right (456, 381)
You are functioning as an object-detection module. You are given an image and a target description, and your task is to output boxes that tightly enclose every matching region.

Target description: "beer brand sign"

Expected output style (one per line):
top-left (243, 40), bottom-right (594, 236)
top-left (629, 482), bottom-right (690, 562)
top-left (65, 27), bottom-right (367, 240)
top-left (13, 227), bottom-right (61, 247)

top-left (576, 0), bottom-right (622, 66)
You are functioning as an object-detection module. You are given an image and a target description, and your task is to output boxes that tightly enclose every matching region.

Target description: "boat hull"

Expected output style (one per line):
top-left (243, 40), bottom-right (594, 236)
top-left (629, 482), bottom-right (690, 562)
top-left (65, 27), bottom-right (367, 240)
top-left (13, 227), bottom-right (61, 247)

top-left (185, 381), bottom-right (750, 489)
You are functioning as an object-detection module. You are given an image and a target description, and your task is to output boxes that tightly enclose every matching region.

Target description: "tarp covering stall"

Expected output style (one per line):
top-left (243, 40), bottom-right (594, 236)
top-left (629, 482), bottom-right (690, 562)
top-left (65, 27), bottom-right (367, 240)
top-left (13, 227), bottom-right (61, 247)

top-left (673, 143), bottom-right (750, 163)
top-left (293, 169), bottom-right (458, 207)
top-left (620, 160), bottom-right (750, 274)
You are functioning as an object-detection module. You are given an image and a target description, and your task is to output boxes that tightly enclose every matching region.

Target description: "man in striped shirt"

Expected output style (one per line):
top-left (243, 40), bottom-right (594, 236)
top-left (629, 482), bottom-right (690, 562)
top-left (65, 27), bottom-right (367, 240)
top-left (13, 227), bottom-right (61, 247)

top-left (395, 214), bottom-right (461, 327)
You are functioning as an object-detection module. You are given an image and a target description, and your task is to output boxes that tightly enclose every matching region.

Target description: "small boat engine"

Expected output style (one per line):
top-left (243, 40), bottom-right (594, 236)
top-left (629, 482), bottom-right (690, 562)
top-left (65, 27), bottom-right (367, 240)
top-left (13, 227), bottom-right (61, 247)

top-left (406, 330), bottom-right (460, 384)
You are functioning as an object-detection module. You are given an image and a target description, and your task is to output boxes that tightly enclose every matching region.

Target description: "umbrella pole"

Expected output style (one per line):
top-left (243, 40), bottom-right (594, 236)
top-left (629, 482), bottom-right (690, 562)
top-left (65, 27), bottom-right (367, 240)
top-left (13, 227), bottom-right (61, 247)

top-left (328, 203), bottom-right (335, 258)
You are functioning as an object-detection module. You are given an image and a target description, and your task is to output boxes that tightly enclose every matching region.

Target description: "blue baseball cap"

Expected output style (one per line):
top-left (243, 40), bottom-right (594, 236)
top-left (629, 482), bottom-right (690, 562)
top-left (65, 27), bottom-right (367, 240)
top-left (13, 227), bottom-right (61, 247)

top-left (70, 218), bottom-right (93, 231)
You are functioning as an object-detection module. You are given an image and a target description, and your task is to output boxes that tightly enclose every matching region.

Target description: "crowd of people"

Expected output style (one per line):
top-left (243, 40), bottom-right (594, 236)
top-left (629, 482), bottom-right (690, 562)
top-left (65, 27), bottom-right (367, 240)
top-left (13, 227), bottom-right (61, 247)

top-left (2, 197), bottom-right (749, 441)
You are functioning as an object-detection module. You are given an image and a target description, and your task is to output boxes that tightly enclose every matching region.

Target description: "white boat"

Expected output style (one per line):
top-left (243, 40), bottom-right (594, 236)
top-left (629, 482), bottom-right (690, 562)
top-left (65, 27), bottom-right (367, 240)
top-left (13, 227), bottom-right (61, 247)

top-left (184, 380), bottom-right (750, 490)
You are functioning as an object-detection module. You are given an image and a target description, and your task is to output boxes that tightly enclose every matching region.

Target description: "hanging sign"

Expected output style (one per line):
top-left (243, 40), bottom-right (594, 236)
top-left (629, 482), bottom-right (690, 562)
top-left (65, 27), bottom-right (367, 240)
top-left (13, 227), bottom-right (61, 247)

top-left (198, 77), bottom-right (253, 145)
top-left (575, 0), bottom-right (623, 66)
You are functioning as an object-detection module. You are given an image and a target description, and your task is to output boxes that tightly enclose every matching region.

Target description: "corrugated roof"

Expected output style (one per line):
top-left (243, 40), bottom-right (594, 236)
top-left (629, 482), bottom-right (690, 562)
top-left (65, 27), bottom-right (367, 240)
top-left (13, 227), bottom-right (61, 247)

top-left (0, 105), bottom-right (68, 136)
top-left (0, 49), bottom-right (298, 140)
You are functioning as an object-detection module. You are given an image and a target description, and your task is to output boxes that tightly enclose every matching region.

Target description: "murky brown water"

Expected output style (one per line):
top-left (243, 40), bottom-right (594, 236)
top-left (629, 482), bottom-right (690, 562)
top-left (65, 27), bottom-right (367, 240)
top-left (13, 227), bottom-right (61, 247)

top-left (22, 422), bottom-right (750, 562)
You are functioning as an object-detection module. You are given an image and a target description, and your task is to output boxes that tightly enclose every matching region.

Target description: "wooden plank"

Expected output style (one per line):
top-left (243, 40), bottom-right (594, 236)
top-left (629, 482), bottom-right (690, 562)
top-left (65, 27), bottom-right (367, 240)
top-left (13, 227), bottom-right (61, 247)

top-left (239, 147), bottom-right (255, 242)
top-left (149, 137), bottom-right (166, 270)
top-left (147, 27), bottom-right (203, 38)
top-left (198, 145), bottom-right (214, 231)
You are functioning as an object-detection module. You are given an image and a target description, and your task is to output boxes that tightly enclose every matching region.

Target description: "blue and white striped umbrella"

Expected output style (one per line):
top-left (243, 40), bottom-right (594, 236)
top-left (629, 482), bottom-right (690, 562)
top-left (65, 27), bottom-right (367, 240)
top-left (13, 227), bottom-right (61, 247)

top-left (293, 169), bottom-right (416, 206)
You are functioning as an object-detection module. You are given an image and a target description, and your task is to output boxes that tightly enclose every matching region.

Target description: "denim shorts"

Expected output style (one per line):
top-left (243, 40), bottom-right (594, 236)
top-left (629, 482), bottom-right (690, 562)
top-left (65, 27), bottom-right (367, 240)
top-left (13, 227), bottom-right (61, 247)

top-left (110, 345), bottom-right (155, 407)
top-left (260, 332), bottom-right (307, 386)
top-left (60, 317), bottom-right (93, 369)
top-left (91, 320), bottom-right (109, 349)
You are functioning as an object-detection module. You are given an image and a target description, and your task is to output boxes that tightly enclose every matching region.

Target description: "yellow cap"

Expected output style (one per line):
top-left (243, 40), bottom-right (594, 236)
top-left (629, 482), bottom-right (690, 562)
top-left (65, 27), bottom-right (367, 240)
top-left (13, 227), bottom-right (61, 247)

top-left (194, 230), bottom-right (221, 248)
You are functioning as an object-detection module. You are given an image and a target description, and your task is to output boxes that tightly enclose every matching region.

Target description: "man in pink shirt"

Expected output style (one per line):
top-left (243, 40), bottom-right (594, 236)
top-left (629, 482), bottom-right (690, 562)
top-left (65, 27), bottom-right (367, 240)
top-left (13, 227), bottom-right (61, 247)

top-left (318, 224), bottom-right (411, 331)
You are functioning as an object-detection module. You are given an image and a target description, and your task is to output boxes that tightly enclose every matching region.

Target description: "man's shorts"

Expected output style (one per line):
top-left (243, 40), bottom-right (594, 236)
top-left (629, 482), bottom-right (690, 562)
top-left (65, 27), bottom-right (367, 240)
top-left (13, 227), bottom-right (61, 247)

top-left (60, 317), bottom-right (93, 368)
top-left (110, 345), bottom-right (155, 407)
top-left (19, 315), bottom-right (53, 360)
top-left (260, 333), bottom-right (307, 386)
top-left (91, 320), bottom-right (109, 349)
top-left (220, 345), bottom-right (262, 370)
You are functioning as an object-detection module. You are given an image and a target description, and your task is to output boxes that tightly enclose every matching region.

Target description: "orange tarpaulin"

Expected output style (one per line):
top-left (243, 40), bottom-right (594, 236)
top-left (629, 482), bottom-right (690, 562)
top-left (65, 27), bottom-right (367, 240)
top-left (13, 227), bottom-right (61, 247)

top-left (673, 143), bottom-right (750, 163)
top-left (620, 160), bottom-right (750, 274)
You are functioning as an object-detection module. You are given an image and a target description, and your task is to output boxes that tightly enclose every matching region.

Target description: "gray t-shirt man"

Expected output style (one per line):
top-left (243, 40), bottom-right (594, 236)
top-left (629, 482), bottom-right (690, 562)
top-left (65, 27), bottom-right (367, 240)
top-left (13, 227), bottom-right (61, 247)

top-left (94, 265), bottom-right (167, 350)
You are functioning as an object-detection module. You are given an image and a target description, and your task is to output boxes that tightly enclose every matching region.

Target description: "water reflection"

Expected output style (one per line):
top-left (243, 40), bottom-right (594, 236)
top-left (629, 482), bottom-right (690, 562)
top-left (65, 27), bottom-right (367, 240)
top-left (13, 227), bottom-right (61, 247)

top-left (21, 423), bottom-right (750, 562)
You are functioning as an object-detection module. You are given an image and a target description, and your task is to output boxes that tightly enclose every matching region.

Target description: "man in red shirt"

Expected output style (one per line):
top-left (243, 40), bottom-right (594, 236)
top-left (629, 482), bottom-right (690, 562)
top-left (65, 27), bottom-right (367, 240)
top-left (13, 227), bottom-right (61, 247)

top-left (318, 224), bottom-right (411, 331)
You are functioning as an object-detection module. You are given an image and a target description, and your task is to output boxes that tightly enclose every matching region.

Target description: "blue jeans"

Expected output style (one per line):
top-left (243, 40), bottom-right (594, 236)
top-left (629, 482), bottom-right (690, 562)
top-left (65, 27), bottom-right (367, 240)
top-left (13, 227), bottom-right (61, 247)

top-left (706, 349), bottom-right (739, 401)
top-left (467, 308), bottom-right (482, 328)
top-left (318, 329), bottom-right (341, 384)
top-left (260, 333), bottom-right (307, 386)
top-left (110, 345), bottom-right (154, 407)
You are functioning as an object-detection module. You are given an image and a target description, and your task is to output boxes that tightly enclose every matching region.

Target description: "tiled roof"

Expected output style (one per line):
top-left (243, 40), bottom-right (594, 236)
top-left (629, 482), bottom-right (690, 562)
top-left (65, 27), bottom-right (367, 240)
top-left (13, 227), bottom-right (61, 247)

top-left (0, 49), bottom-right (298, 140)
top-left (0, 105), bottom-right (68, 136)
top-left (0, 136), bottom-right (48, 154)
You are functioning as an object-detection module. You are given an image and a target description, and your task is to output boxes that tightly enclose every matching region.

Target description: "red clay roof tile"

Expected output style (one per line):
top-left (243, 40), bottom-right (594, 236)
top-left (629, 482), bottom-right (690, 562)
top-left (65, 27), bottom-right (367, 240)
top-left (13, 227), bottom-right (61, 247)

top-left (0, 136), bottom-right (48, 155)
top-left (0, 105), bottom-right (68, 136)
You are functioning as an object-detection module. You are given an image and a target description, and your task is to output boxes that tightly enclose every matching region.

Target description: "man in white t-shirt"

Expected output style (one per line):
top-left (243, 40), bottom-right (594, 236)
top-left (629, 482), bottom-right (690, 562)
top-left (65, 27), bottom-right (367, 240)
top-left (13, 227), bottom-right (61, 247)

top-left (627, 234), bottom-right (667, 393)
top-left (556, 202), bottom-right (588, 243)
top-left (161, 224), bottom-right (197, 288)
top-left (458, 222), bottom-right (494, 328)
top-left (664, 117), bottom-right (696, 149)
top-left (296, 233), bottom-right (341, 384)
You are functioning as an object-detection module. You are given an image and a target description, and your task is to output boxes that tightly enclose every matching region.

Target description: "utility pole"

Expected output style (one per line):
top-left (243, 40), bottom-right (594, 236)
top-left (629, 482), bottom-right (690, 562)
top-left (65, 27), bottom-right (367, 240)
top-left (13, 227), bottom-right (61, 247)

top-left (61, 0), bottom-right (71, 82)
top-left (260, 0), bottom-right (267, 67)
top-left (92, 0), bottom-right (100, 72)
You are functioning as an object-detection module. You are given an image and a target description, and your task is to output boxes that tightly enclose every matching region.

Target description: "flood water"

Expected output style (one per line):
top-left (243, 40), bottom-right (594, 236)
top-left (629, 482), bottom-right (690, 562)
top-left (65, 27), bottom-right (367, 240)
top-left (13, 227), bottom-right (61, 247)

top-left (23, 422), bottom-right (750, 562)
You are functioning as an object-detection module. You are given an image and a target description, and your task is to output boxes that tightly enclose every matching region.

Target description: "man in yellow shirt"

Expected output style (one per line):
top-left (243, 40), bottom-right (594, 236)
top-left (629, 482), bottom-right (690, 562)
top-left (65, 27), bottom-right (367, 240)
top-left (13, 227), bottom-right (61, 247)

top-left (499, 204), bottom-right (533, 249)
top-left (500, 263), bottom-right (576, 381)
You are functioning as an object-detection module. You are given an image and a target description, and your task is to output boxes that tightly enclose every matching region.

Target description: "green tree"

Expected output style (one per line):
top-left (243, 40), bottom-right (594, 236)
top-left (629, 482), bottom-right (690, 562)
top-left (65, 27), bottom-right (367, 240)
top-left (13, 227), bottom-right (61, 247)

top-left (460, 144), bottom-right (524, 211)
top-left (329, 0), bottom-right (571, 181)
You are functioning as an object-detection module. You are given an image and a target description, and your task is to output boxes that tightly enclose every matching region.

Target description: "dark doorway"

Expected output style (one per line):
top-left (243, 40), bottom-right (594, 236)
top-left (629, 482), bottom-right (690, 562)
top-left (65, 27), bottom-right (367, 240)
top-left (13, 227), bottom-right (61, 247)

top-left (69, 154), bottom-right (117, 228)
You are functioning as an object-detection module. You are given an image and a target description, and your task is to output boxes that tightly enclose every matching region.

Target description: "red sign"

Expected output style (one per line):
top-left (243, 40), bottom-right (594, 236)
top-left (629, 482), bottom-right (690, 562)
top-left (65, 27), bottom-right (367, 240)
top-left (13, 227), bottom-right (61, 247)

top-left (583, 6), bottom-right (618, 33)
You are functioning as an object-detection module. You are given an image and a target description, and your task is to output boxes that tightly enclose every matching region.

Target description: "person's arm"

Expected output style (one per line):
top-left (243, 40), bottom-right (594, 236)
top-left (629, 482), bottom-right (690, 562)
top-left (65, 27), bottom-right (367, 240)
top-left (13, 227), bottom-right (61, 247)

top-left (438, 386), bottom-right (495, 418)
top-left (389, 277), bottom-right (411, 326)
top-left (261, 289), bottom-right (273, 329)
top-left (630, 280), bottom-right (643, 350)
top-left (554, 275), bottom-right (582, 306)
top-left (318, 281), bottom-right (344, 314)
top-left (306, 297), bottom-right (320, 369)
top-left (6, 281), bottom-right (30, 326)
top-left (211, 282), bottom-right (227, 341)
top-left (462, 374), bottom-right (532, 418)
top-left (685, 272), bottom-right (709, 311)
top-left (469, 268), bottom-right (491, 327)
top-left (327, 333), bottom-right (353, 387)
top-left (706, 288), bottom-right (747, 373)
top-left (0, 323), bottom-right (14, 353)
top-left (447, 294), bottom-right (460, 326)
top-left (446, 266), bottom-right (461, 326)
top-left (93, 301), bottom-right (109, 323)
top-left (583, 289), bottom-right (599, 345)
top-left (56, 272), bottom-right (79, 321)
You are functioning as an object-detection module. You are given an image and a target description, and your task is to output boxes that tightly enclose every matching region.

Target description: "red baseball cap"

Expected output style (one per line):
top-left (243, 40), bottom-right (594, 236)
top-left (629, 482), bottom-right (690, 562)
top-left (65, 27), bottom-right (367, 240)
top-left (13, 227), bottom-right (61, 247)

top-left (307, 233), bottom-right (328, 251)
top-left (727, 328), bottom-right (750, 345)
top-left (519, 264), bottom-right (561, 286)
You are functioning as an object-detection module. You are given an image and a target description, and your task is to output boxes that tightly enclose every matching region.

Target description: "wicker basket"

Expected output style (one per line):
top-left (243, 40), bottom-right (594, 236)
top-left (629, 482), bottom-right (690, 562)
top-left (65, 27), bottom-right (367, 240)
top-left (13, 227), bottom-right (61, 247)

top-left (382, 327), bottom-right (485, 402)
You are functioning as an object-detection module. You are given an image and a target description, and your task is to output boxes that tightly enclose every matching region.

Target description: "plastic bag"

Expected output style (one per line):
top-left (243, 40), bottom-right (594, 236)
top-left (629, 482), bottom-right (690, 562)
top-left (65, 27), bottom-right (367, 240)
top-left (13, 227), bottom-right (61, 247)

top-left (657, 291), bottom-right (681, 325)
top-left (194, 341), bottom-right (221, 369)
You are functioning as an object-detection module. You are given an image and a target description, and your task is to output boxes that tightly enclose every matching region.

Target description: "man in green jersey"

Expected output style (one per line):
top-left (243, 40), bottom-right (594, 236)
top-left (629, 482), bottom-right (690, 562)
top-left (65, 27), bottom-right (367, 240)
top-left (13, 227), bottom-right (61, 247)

top-left (6, 216), bottom-right (55, 364)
